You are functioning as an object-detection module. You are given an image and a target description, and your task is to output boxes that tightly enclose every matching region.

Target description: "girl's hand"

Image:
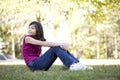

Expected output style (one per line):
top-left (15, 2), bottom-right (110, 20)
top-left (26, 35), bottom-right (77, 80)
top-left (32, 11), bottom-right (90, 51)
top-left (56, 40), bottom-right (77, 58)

top-left (60, 43), bottom-right (69, 51)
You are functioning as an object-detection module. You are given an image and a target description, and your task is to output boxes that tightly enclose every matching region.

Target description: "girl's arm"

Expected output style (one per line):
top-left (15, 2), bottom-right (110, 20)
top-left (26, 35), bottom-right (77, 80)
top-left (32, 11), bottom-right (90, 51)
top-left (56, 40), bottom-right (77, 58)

top-left (25, 36), bottom-right (68, 50)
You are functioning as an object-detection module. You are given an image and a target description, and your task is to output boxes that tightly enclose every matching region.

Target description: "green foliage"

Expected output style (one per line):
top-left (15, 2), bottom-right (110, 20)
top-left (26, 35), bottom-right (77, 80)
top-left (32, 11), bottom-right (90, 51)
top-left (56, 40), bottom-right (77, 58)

top-left (0, 0), bottom-right (120, 58)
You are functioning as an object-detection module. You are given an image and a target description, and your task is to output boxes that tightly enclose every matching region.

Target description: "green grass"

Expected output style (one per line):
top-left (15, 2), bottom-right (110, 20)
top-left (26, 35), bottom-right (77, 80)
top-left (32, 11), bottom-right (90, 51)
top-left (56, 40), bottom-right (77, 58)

top-left (0, 65), bottom-right (120, 80)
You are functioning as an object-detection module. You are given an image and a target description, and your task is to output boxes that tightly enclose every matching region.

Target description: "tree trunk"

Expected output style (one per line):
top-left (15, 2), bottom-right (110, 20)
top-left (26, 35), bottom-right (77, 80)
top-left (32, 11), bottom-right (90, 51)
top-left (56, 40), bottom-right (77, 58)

top-left (72, 35), bottom-right (77, 57)
top-left (96, 34), bottom-right (100, 59)
top-left (90, 46), bottom-right (93, 59)
top-left (11, 26), bottom-right (15, 59)
top-left (104, 34), bottom-right (107, 58)
top-left (114, 34), bottom-right (118, 59)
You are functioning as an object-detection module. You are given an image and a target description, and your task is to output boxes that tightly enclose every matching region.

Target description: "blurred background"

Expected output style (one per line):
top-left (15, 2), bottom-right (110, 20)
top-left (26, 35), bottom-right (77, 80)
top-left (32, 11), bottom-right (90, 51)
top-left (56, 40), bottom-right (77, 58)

top-left (0, 0), bottom-right (120, 60)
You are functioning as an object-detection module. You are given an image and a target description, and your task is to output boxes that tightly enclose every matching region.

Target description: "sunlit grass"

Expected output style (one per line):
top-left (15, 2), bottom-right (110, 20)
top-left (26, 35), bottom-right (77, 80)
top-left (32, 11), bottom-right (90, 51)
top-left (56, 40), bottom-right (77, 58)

top-left (0, 65), bottom-right (120, 80)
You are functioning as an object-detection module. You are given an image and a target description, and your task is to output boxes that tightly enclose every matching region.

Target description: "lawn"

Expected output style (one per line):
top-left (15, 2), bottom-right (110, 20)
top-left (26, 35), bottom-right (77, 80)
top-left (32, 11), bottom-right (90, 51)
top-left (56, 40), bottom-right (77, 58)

top-left (0, 65), bottom-right (120, 80)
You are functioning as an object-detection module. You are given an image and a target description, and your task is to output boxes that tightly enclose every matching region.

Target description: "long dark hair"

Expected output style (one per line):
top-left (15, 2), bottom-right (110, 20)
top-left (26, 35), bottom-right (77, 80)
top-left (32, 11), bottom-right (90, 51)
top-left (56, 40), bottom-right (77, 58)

top-left (29, 21), bottom-right (46, 41)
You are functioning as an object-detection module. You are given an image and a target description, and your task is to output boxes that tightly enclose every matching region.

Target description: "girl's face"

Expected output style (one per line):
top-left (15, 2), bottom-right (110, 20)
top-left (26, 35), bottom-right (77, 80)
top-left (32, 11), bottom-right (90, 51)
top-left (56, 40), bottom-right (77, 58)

top-left (28, 24), bottom-right (36, 36)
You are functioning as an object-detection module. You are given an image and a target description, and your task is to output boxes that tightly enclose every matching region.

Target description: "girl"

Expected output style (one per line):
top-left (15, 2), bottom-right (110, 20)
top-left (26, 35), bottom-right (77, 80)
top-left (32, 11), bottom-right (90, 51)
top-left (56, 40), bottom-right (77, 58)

top-left (22, 21), bottom-right (92, 71)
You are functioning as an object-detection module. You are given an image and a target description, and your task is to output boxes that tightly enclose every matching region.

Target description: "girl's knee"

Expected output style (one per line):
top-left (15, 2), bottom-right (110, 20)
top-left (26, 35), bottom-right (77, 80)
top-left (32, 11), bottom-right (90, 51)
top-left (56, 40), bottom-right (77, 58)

top-left (51, 46), bottom-right (60, 49)
top-left (50, 46), bottom-right (61, 51)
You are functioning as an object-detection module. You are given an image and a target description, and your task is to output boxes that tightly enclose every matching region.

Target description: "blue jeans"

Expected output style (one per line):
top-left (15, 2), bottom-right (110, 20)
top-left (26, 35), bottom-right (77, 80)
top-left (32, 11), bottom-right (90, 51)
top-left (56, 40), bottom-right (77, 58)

top-left (27, 46), bottom-right (79, 71)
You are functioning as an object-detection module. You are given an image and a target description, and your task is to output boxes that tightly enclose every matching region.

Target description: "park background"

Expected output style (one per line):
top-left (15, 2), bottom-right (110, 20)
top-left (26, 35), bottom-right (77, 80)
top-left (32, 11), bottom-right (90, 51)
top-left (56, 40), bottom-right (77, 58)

top-left (0, 0), bottom-right (120, 60)
top-left (0, 0), bottom-right (120, 80)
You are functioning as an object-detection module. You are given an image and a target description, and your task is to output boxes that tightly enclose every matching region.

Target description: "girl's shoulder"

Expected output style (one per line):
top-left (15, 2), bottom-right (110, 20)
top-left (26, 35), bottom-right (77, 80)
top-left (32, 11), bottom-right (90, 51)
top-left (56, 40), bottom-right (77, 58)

top-left (24, 34), bottom-right (32, 38)
top-left (23, 35), bottom-right (32, 42)
top-left (22, 35), bottom-right (32, 44)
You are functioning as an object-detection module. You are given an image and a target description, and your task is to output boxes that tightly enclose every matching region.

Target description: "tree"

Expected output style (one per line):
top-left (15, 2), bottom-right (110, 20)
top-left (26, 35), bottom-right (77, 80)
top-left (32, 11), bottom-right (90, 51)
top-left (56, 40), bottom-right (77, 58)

top-left (0, 0), bottom-right (40, 58)
top-left (0, 0), bottom-right (120, 59)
